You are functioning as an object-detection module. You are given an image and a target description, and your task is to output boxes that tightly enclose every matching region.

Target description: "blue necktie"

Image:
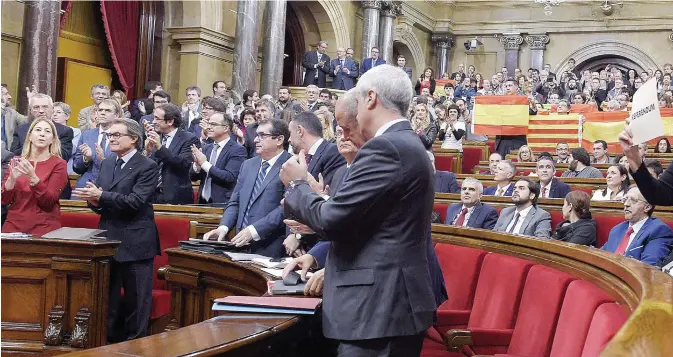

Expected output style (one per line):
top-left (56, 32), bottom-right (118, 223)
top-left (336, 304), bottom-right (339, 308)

top-left (201, 143), bottom-right (220, 202)
top-left (157, 135), bottom-right (168, 187)
top-left (241, 161), bottom-right (270, 228)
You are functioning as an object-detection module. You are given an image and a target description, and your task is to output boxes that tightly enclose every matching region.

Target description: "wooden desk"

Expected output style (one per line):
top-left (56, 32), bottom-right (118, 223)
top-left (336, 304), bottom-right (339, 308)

top-left (1, 236), bottom-right (120, 356)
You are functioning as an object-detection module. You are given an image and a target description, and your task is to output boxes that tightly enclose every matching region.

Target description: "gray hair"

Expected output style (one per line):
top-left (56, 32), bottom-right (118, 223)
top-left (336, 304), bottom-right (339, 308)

top-left (461, 177), bottom-right (484, 194)
top-left (112, 118), bottom-right (143, 151)
top-left (306, 84), bottom-right (319, 93)
top-left (318, 40), bottom-right (328, 47)
top-left (501, 160), bottom-right (517, 176)
top-left (186, 85), bottom-right (202, 97)
top-left (90, 84), bottom-right (110, 94)
top-left (261, 94), bottom-right (274, 102)
top-left (355, 64), bottom-right (413, 116)
top-left (29, 93), bottom-right (53, 107)
top-left (53, 102), bottom-right (71, 116)
top-left (607, 100), bottom-right (620, 111)
top-left (340, 89), bottom-right (358, 122)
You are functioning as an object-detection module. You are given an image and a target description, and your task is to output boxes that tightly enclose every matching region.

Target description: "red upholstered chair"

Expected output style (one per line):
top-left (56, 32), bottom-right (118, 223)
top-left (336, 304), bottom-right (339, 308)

top-left (60, 212), bottom-right (101, 229)
top-left (462, 147), bottom-right (483, 174)
top-left (549, 211), bottom-right (565, 232)
top-left (435, 245), bottom-right (489, 329)
top-left (580, 303), bottom-right (629, 357)
top-left (434, 203), bottom-right (450, 223)
top-left (491, 265), bottom-right (576, 357)
top-left (487, 141), bottom-right (496, 155)
top-left (548, 280), bottom-right (615, 357)
top-left (435, 155), bottom-right (454, 172)
top-left (593, 215), bottom-right (626, 248)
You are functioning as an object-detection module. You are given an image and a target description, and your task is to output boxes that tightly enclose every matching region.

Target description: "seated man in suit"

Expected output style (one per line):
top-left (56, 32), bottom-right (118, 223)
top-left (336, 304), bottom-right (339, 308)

top-left (190, 112), bottom-right (247, 205)
top-left (484, 160), bottom-right (516, 196)
top-left (481, 152), bottom-right (502, 175)
top-left (427, 151), bottom-right (459, 193)
top-left (203, 119), bottom-right (291, 258)
top-left (145, 103), bottom-right (200, 204)
top-left (601, 185), bottom-right (673, 266)
top-left (330, 47), bottom-right (358, 90)
top-left (536, 154), bottom-right (571, 199)
top-left (494, 178), bottom-right (552, 239)
top-left (445, 177), bottom-right (498, 229)
top-left (72, 99), bottom-right (122, 190)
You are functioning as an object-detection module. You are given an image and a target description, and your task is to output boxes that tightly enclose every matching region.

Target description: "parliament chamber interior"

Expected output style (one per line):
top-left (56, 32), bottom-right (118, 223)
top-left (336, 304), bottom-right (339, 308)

top-left (1, 0), bottom-right (672, 357)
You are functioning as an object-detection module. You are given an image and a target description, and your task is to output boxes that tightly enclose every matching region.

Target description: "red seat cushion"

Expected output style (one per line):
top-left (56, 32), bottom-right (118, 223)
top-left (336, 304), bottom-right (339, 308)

top-left (434, 203), bottom-right (449, 223)
top-left (580, 303), bottom-right (629, 357)
top-left (462, 147), bottom-right (483, 174)
top-left (594, 215), bottom-right (626, 248)
top-left (153, 217), bottom-right (192, 290)
top-left (150, 289), bottom-right (171, 320)
top-left (506, 265), bottom-right (576, 357)
top-left (435, 155), bottom-right (454, 172)
top-left (60, 212), bottom-right (101, 229)
top-left (549, 211), bottom-right (564, 232)
top-left (550, 280), bottom-right (614, 357)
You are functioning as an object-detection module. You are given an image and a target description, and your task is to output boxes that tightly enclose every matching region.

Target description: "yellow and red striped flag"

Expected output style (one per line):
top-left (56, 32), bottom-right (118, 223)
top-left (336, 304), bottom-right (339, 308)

top-left (550, 104), bottom-right (599, 114)
top-left (582, 112), bottom-right (629, 152)
top-left (528, 112), bottom-right (581, 152)
top-left (646, 108), bottom-right (673, 145)
top-left (473, 96), bottom-right (530, 136)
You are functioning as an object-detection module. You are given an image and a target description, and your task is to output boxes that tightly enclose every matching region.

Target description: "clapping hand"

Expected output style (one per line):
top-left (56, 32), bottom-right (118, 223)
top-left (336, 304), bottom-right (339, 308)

top-left (191, 144), bottom-right (206, 166)
top-left (280, 150), bottom-right (309, 186)
top-left (8, 158), bottom-right (23, 180)
top-left (79, 143), bottom-right (93, 162)
top-left (146, 130), bottom-right (161, 150)
top-left (306, 172), bottom-right (329, 196)
top-left (72, 182), bottom-right (102, 205)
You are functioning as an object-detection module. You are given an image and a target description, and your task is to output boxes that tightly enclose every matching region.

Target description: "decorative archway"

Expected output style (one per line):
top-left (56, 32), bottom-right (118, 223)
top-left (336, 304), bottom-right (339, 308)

top-left (553, 41), bottom-right (661, 75)
top-left (394, 23), bottom-right (426, 79)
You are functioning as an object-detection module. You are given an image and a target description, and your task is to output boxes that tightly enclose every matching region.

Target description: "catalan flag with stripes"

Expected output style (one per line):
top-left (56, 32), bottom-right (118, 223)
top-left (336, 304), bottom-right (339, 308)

top-left (473, 96), bottom-right (530, 136)
top-left (527, 113), bottom-right (581, 152)
top-left (581, 112), bottom-right (629, 152)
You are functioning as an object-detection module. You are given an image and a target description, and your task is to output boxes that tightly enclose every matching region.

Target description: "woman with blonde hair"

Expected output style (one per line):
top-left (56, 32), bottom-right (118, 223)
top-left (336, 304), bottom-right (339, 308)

top-left (411, 103), bottom-right (437, 150)
top-left (2, 118), bottom-right (68, 235)
top-left (316, 111), bottom-right (336, 143)
top-left (517, 145), bottom-right (535, 162)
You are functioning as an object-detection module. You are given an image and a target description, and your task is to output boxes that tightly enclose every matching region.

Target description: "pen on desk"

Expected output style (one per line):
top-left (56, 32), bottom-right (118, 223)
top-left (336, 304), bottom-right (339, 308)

top-left (627, 245), bottom-right (644, 253)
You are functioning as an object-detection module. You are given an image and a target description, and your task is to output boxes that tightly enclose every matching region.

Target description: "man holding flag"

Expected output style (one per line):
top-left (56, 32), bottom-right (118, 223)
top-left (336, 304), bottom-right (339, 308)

top-left (494, 78), bottom-right (537, 158)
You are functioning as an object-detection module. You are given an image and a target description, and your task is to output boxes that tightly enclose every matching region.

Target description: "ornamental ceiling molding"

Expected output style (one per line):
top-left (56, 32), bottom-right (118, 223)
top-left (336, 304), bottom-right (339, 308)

top-left (554, 40), bottom-right (661, 74)
top-left (399, 2), bottom-right (435, 32)
top-left (318, 0), bottom-right (351, 48)
top-left (525, 34), bottom-right (550, 50)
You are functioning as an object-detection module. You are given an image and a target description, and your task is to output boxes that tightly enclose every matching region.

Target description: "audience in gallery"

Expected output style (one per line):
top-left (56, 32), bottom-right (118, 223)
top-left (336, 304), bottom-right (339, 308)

top-left (493, 178), bottom-right (552, 239)
top-left (561, 148), bottom-right (604, 179)
top-left (592, 164), bottom-right (630, 201)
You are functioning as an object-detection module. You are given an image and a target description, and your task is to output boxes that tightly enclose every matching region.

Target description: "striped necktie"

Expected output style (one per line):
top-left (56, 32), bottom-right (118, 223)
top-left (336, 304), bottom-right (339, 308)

top-left (201, 143), bottom-right (220, 202)
top-left (241, 161), bottom-right (270, 228)
top-left (157, 135), bottom-right (168, 187)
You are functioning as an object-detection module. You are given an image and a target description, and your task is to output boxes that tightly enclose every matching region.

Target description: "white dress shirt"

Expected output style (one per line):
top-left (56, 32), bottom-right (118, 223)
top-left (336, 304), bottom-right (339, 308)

top-left (163, 127), bottom-right (178, 149)
top-left (591, 187), bottom-right (625, 201)
top-left (452, 205), bottom-right (476, 227)
top-left (308, 138), bottom-right (324, 156)
top-left (624, 217), bottom-right (648, 252)
top-left (494, 183), bottom-right (512, 197)
top-left (117, 149), bottom-right (138, 169)
top-left (375, 119), bottom-right (408, 137)
top-left (506, 205), bottom-right (534, 235)
top-left (193, 137), bottom-right (230, 173)
top-left (219, 150), bottom-right (286, 241)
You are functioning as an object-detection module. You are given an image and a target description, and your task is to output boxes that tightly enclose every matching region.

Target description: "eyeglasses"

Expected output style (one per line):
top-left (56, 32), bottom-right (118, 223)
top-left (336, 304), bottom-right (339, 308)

top-left (105, 132), bottom-right (133, 139)
top-left (204, 122), bottom-right (227, 127)
top-left (621, 197), bottom-right (648, 205)
top-left (256, 132), bottom-right (277, 140)
top-left (203, 106), bottom-right (214, 110)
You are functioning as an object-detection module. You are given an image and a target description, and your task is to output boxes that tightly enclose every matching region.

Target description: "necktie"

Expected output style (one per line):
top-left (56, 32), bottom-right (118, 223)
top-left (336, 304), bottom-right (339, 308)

top-left (100, 133), bottom-right (110, 157)
top-left (157, 135), bottom-right (168, 188)
top-left (341, 60), bottom-right (344, 69)
top-left (2, 113), bottom-right (7, 144)
top-left (241, 161), bottom-right (270, 228)
top-left (305, 154), bottom-right (312, 167)
top-left (615, 226), bottom-right (634, 255)
top-left (112, 158), bottom-right (124, 181)
top-left (507, 213), bottom-right (521, 234)
top-left (541, 186), bottom-right (547, 198)
top-left (454, 207), bottom-right (468, 227)
top-left (496, 187), bottom-right (504, 196)
top-left (202, 143), bottom-right (220, 202)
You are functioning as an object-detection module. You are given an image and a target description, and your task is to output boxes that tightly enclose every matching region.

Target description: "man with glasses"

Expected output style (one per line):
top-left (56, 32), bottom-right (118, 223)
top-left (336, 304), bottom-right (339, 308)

top-left (140, 90), bottom-right (171, 126)
top-left (145, 103), bottom-right (200, 204)
top-left (601, 186), bottom-right (673, 266)
top-left (203, 119), bottom-right (291, 258)
top-left (190, 112), bottom-right (246, 204)
top-left (72, 118), bottom-right (160, 342)
top-left (360, 46), bottom-right (386, 75)
top-left (72, 98), bottom-right (123, 190)
top-left (302, 40), bottom-right (330, 88)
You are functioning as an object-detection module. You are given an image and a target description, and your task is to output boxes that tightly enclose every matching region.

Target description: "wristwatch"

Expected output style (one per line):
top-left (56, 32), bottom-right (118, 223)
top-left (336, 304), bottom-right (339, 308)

top-left (284, 179), bottom-right (308, 197)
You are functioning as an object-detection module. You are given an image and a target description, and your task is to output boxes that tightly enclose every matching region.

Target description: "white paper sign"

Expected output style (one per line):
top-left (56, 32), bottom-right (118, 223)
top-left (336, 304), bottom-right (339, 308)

top-left (629, 78), bottom-right (663, 144)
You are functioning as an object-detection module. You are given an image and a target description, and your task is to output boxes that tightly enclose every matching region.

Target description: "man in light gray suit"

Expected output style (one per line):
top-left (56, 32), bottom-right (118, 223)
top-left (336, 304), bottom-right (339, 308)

top-left (494, 177), bottom-right (552, 239)
top-left (281, 65), bottom-right (436, 357)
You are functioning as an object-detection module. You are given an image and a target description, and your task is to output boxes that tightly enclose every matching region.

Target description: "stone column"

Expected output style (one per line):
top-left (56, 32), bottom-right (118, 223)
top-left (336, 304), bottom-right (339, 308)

top-left (17, 0), bottom-right (61, 112)
top-left (498, 33), bottom-right (524, 77)
top-left (432, 33), bottom-right (454, 79)
top-left (260, 0), bottom-right (287, 97)
top-left (378, 1), bottom-right (401, 64)
top-left (231, 0), bottom-right (260, 104)
top-left (360, 0), bottom-right (381, 63)
top-left (525, 34), bottom-right (550, 71)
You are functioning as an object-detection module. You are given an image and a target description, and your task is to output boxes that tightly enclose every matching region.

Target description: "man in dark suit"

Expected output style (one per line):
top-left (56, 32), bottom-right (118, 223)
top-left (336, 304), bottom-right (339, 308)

top-left (536, 155), bottom-right (571, 199)
top-left (281, 66), bottom-right (438, 356)
top-left (445, 178), bottom-right (498, 229)
top-left (360, 46), bottom-right (386, 75)
top-left (145, 103), bottom-right (200, 204)
top-left (131, 81), bottom-right (162, 121)
top-left (396, 55), bottom-right (413, 80)
top-left (483, 160), bottom-right (516, 196)
top-left (346, 48), bottom-right (359, 83)
top-left (139, 90), bottom-right (171, 127)
top-left (190, 112), bottom-right (246, 204)
top-left (203, 119), bottom-right (291, 258)
top-left (189, 96), bottom-right (226, 144)
top-left (428, 151), bottom-right (459, 193)
top-left (330, 47), bottom-right (358, 90)
top-left (302, 41), bottom-right (330, 87)
top-left (601, 186), bottom-right (673, 266)
top-left (494, 178), bottom-right (552, 239)
top-left (243, 99), bottom-right (275, 158)
top-left (181, 85), bottom-right (202, 130)
top-left (72, 118), bottom-right (160, 342)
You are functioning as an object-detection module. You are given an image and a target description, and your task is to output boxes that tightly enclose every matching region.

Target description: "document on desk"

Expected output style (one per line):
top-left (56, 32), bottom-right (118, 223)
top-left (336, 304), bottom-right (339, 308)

top-left (629, 78), bottom-right (663, 144)
top-left (251, 257), bottom-right (290, 269)
top-left (259, 268), bottom-right (313, 279)
top-left (212, 296), bottom-right (322, 315)
top-left (223, 252), bottom-right (271, 262)
top-left (42, 227), bottom-right (106, 240)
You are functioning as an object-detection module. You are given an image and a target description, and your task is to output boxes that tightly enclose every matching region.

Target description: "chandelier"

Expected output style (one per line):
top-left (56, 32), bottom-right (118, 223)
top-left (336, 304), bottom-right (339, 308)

top-left (534, 0), bottom-right (566, 16)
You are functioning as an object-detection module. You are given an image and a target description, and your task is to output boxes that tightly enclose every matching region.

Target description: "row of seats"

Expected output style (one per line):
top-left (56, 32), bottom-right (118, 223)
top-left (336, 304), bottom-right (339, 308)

top-left (422, 244), bottom-right (629, 357)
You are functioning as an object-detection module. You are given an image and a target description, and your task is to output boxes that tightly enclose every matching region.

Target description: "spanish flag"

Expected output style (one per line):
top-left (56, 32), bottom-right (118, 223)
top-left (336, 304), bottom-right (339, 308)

top-left (646, 108), bottom-right (673, 145)
top-left (581, 112), bottom-right (629, 152)
top-left (473, 96), bottom-right (530, 136)
top-left (527, 112), bottom-right (581, 151)
top-left (549, 104), bottom-right (599, 114)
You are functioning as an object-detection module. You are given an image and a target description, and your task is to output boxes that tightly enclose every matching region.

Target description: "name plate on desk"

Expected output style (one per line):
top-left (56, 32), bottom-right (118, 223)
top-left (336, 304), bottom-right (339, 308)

top-left (42, 227), bottom-right (106, 240)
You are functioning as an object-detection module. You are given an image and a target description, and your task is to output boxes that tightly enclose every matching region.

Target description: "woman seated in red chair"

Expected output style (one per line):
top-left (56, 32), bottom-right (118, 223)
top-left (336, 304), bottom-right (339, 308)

top-left (2, 118), bottom-right (68, 235)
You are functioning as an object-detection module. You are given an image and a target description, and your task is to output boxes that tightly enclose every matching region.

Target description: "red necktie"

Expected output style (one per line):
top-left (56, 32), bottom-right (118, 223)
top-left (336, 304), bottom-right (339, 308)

top-left (454, 208), bottom-right (468, 227)
top-left (541, 186), bottom-right (547, 198)
top-left (305, 154), bottom-right (312, 166)
top-left (615, 226), bottom-right (634, 255)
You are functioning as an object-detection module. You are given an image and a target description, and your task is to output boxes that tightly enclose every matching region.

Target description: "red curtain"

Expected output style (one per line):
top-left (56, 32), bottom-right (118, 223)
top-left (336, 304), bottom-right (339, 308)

top-left (60, 1), bottom-right (72, 31)
top-left (100, 1), bottom-right (140, 101)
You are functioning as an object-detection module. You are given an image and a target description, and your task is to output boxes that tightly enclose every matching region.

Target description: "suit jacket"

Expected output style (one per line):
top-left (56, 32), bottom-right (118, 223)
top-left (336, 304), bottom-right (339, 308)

top-left (543, 178), bottom-right (571, 199)
top-left (308, 140), bottom-right (346, 188)
top-left (2, 107), bottom-right (28, 149)
top-left (149, 128), bottom-right (200, 204)
top-left (181, 103), bottom-right (202, 131)
top-left (1, 144), bottom-right (14, 225)
top-left (494, 205), bottom-right (552, 239)
top-left (601, 217), bottom-right (673, 266)
top-left (483, 184), bottom-right (514, 196)
top-left (72, 128), bottom-right (114, 189)
top-left (302, 51), bottom-right (331, 87)
top-left (220, 151), bottom-right (291, 258)
top-left (12, 121), bottom-right (74, 162)
top-left (77, 105), bottom-right (95, 130)
top-left (445, 202), bottom-right (498, 230)
top-left (399, 66), bottom-right (413, 80)
top-left (243, 123), bottom-right (259, 158)
top-left (90, 151), bottom-right (161, 262)
top-left (361, 57), bottom-right (386, 75)
top-left (284, 120), bottom-right (437, 340)
top-left (329, 58), bottom-right (358, 90)
top-left (190, 139), bottom-right (247, 204)
top-left (187, 118), bottom-right (203, 138)
top-left (434, 170), bottom-right (459, 194)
